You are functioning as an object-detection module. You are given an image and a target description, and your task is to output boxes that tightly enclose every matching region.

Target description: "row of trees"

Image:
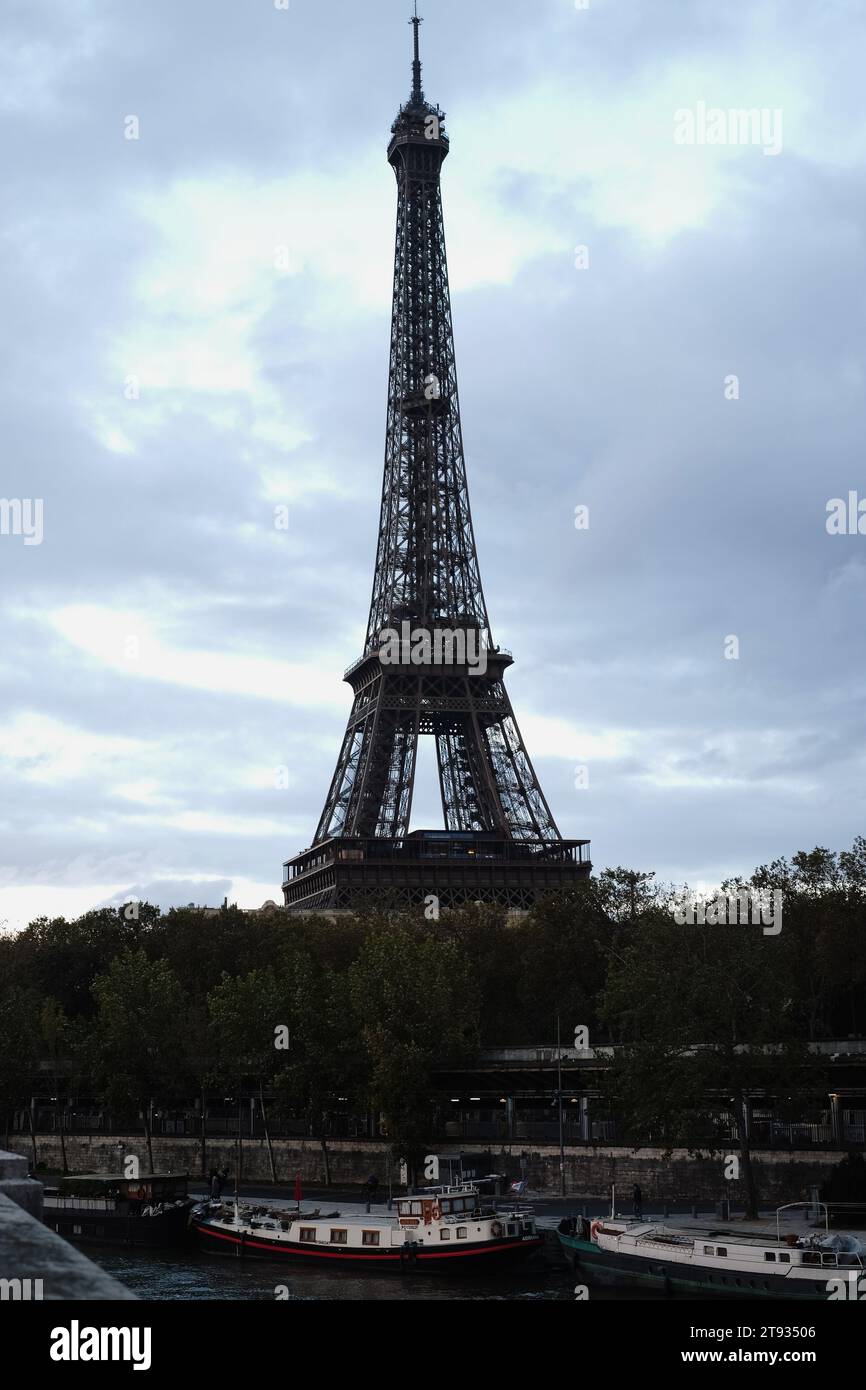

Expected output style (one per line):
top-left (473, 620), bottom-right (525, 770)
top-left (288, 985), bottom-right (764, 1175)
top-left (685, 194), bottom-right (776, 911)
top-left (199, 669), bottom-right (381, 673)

top-left (1, 840), bottom-right (864, 1208)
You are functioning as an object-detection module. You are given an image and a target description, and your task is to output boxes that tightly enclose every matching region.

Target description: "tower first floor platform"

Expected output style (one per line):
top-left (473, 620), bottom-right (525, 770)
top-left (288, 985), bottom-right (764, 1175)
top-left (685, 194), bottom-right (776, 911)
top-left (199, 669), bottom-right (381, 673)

top-left (283, 829), bottom-right (592, 912)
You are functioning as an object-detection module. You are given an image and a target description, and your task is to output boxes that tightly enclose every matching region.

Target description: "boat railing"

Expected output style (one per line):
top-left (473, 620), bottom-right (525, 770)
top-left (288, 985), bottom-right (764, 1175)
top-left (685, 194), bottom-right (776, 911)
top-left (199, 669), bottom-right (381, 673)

top-left (417, 1184), bottom-right (479, 1197)
top-left (42, 1196), bottom-right (115, 1212)
top-left (776, 1200), bottom-right (830, 1242)
top-left (798, 1250), bottom-right (864, 1269)
top-left (774, 1199), bottom-right (866, 1244)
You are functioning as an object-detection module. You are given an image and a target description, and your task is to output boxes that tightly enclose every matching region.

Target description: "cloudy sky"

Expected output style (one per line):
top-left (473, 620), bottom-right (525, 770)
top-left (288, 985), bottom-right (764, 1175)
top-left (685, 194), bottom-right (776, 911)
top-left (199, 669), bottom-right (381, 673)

top-left (1, 0), bottom-right (864, 929)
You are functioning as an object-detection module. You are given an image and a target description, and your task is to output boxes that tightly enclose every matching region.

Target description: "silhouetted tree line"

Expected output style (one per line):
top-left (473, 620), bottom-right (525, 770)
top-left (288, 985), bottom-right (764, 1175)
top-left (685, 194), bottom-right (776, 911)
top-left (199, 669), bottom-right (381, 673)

top-left (0, 840), bottom-right (864, 1191)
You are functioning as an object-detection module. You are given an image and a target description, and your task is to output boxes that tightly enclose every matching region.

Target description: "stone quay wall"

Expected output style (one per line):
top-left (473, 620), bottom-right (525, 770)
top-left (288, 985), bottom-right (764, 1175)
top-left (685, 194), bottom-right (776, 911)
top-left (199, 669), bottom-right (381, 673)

top-left (6, 1134), bottom-right (847, 1205)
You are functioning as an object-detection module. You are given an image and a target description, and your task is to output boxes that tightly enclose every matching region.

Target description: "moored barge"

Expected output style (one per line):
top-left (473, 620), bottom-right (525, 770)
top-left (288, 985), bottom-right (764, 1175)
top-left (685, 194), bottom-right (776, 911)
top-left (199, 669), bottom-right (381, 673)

top-left (43, 1173), bottom-right (194, 1248)
top-left (192, 1182), bottom-right (542, 1270)
top-left (558, 1203), bottom-right (865, 1300)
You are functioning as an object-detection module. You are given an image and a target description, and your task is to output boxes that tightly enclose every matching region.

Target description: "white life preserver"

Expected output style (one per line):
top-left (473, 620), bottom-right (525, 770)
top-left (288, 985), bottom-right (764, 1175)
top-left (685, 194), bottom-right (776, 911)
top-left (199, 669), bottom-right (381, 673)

top-left (491, 1220), bottom-right (503, 1238)
top-left (590, 1220), bottom-right (603, 1243)
top-left (431, 1203), bottom-right (442, 1221)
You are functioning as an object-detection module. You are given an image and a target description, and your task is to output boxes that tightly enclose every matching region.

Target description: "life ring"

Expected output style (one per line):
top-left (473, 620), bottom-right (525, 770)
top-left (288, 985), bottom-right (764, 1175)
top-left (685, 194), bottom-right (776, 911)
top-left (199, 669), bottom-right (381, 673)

top-left (590, 1220), bottom-right (603, 1243)
top-left (431, 1203), bottom-right (442, 1221)
top-left (491, 1220), bottom-right (503, 1238)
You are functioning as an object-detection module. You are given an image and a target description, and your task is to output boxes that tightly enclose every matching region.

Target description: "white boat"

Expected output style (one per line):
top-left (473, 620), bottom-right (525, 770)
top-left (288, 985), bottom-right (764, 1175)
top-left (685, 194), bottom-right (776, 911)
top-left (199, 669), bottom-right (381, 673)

top-left (558, 1202), bottom-right (865, 1300)
top-left (192, 1182), bottom-right (543, 1271)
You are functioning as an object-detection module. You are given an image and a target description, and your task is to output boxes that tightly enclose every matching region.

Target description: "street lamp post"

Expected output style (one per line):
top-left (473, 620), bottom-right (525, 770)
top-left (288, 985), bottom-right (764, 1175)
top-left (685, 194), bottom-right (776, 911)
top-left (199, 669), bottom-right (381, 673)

top-left (556, 1014), bottom-right (566, 1198)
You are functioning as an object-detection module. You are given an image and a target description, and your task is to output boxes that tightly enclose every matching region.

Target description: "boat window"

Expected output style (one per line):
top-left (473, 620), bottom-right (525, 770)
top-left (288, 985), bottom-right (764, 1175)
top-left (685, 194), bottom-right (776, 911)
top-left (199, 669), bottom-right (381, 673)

top-left (331, 1229), bottom-right (348, 1244)
top-left (441, 1201), bottom-right (452, 1214)
top-left (362, 1230), bottom-right (380, 1247)
top-left (779, 1253), bottom-right (790, 1263)
top-left (703, 1245), bottom-right (714, 1255)
top-left (764, 1252), bottom-right (776, 1262)
top-left (299, 1228), bottom-right (316, 1243)
top-left (411, 1201), bottom-right (422, 1215)
top-left (507, 1223), bottom-right (517, 1236)
top-left (440, 1229), bottom-right (451, 1240)
top-left (524, 1222), bottom-right (534, 1234)
top-left (457, 1227), bottom-right (467, 1239)
top-left (717, 1247), bottom-right (727, 1257)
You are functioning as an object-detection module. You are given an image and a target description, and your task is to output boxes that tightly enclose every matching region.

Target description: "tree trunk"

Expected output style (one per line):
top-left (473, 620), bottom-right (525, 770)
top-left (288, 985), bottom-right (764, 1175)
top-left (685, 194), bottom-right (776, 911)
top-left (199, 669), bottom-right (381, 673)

top-left (320, 1136), bottom-right (331, 1187)
top-left (26, 1101), bottom-right (38, 1171)
top-left (200, 1087), bottom-right (207, 1180)
top-left (236, 1097), bottom-right (243, 1189)
top-left (734, 1096), bottom-right (759, 1219)
top-left (143, 1108), bottom-right (154, 1174)
top-left (57, 1093), bottom-right (69, 1175)
top-left (259, 1082), bottom-right (277, 1183)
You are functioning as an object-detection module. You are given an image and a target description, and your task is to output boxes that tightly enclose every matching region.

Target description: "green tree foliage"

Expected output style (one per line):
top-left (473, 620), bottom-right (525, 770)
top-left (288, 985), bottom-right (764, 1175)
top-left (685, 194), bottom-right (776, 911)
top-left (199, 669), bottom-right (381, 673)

top-left (39, 997), bottom-right (73, 1173)
top-left (439, 902), bottom-right (524, 1042)
top-left (89, 948), bottom-right (189, 1173)
top-left (1, 907), bottom-right (155, 1020)
top-left (601, 910), bottom-right (810, 1216)
top-left (348, 925), bottom-right (479, 1178)
top-left (144, 905), bottom-right (285, 1005)
top-left (278, 955), bottom-right (368, 1145)
top-left (0, 839), bottom-right (863, 1181)
top-left (740, 840), bottom-right (866, 1039)
top-left (208, 966), bottom-right (289, 1182)
top-left (0, 987), bottom-right (42, 1163)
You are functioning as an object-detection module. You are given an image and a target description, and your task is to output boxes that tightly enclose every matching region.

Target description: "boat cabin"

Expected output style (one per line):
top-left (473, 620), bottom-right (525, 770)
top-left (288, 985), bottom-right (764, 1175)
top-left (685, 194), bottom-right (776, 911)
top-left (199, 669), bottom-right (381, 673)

top-left (396, 1183), bottom-right (490, 1228)
top-left (50, 1173), bottom-right (189, 1206)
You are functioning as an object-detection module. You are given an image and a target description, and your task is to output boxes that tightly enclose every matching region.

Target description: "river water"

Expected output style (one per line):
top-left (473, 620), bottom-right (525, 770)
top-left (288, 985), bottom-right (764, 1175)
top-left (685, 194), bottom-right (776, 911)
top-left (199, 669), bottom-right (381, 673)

top-left (90, 1245), bottom-right (665, 1302)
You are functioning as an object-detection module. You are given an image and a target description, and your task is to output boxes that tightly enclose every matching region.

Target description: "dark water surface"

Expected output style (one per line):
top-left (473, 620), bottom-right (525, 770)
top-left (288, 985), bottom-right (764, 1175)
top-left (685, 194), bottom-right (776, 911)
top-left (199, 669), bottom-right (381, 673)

top-left (90, 1244), bottom-right (664, 1302)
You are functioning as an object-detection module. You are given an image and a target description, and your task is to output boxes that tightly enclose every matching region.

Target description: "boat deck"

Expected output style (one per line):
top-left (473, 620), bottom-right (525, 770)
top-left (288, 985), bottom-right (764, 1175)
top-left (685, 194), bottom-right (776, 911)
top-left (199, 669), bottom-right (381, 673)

top-left (210, 1198), bottom-right (522, 1228)
top-left (607, 1211), bottom-right (860, 1248)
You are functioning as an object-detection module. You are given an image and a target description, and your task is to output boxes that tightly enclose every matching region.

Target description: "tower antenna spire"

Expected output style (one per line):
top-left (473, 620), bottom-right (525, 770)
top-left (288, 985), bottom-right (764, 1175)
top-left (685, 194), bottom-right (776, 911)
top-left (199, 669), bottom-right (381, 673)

top-left (410, 4), bottom-right (423, 104)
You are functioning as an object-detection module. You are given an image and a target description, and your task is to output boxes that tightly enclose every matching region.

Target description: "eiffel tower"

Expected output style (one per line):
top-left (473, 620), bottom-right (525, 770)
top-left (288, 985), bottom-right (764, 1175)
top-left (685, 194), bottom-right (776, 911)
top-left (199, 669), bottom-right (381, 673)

top-left (283, 11), bottom-right (590, 910)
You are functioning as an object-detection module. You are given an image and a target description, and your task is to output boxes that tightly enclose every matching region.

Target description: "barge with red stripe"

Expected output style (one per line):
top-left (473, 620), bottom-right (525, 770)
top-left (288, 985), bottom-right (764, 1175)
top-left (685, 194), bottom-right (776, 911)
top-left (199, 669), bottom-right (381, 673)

top-left (191, 1182), bottom-right (543, 1270)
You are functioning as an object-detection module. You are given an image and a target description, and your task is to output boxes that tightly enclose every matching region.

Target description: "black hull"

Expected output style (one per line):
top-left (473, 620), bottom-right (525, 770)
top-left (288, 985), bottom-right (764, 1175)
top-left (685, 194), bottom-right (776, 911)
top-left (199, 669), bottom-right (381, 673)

top-left (560, 1235), bottom-right (838, 1301)
top-left (46, 1203), bottom-right (193, 1249)
top-left (194, 1220), bottom-right (543, 1271)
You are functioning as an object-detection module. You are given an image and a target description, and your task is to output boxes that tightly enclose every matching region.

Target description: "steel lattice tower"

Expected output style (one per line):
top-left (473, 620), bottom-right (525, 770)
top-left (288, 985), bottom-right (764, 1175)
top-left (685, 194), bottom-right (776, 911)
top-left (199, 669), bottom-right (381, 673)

top-left (283, 12), bottom-right (590, 910)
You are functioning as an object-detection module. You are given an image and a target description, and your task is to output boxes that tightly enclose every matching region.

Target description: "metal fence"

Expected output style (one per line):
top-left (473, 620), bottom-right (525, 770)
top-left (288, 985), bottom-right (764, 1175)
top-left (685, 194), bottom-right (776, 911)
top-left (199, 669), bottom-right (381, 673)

top-left (13, 1106), bottom-right (866, 1149)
